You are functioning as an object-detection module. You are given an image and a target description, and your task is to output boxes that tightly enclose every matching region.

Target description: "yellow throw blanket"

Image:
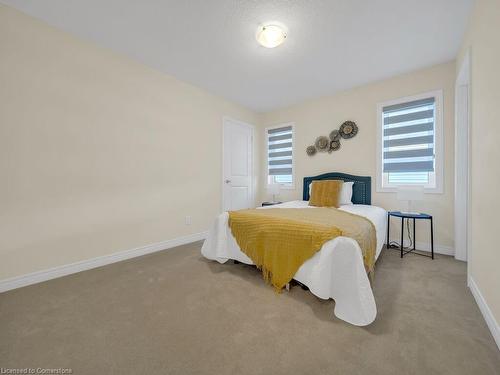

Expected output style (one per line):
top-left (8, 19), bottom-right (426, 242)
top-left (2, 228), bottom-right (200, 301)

top-left (228, 207), bottom-right (377, 291)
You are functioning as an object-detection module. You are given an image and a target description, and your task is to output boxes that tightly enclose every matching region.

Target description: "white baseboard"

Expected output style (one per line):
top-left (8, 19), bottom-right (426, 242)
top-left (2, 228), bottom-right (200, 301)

top-left (414, 242), bottom-right (454, 256)
top-left (389, 241), bottom-right (455, 256)
top-left (0, 231), bottom-right (208, 293)
top-left (469, 276), bottom-right (500, 351)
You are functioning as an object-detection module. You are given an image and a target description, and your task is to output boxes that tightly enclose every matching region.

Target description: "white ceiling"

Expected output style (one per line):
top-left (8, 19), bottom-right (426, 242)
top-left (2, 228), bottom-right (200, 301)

top-left (2, 0), bottom-right (472, 112)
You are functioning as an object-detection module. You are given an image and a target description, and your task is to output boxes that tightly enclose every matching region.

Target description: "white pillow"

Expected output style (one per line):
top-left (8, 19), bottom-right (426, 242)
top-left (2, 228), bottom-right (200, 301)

top-left (339, 181), bottom-right (354, 205)
top-left (309, 180), bottom-right (354, 205)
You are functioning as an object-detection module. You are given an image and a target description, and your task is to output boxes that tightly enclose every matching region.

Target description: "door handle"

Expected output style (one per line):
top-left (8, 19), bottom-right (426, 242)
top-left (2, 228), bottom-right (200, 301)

top-left (225, 179), bottom-right (231, 184)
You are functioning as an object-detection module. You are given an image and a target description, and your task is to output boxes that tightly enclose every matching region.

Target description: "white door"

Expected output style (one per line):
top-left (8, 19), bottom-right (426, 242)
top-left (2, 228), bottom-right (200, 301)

top-left (455, 51), bottom-right (470, 263)
top-left (223, 118), bottom-right (254, 211)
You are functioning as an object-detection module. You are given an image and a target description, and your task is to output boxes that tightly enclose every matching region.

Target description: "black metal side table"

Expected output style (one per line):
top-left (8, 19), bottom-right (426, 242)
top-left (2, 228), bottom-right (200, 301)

top-left (262, 201), bottom-right (282, 207)
top-left (387, 211), bottom-right (434, 259)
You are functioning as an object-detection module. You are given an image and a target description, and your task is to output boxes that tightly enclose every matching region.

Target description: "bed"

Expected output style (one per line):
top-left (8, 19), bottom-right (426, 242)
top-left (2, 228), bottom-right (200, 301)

top-left (201, 173), bottom-right (387, 326)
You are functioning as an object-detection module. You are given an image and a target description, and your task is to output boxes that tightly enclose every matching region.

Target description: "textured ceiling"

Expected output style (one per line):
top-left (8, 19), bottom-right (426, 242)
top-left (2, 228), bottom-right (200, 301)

top-left (2, 0), bottom-right (473, 112)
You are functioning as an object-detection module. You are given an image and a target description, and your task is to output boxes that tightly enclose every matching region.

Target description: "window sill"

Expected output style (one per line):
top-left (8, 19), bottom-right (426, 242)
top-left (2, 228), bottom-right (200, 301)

top-left (376, 186), bottom-right (443, 194)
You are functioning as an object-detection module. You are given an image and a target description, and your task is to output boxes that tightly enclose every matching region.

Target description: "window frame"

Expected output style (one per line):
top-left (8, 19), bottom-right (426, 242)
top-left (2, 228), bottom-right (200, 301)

top-left (265, 122), bottom-right (295, 189)
top-left (376, 90), bottom-right (444, 194)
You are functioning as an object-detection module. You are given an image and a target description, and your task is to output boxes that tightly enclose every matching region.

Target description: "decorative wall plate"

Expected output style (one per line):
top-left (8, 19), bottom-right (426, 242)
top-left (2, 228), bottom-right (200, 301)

top-left (306, 120), bottom-right (358, 156)
top-left (306, 145), bottom-right (317, 156)
top-left (339, 121), bottom-right (358, 139)
top-left (329, 140), bottom-right (341, 152)
top-left (315, 136), bottom-right (330, 152)
top-left (329, 129), bottom-right (341, 141)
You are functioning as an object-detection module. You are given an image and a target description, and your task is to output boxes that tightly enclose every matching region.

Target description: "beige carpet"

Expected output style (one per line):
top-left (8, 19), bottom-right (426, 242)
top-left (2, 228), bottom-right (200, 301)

top-left (0, 241), bottom-right (499, 375)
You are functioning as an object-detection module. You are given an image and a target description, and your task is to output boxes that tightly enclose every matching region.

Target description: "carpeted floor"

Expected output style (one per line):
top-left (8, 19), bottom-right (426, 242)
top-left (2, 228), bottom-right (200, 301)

top-left (0, 242), bottom-right (499, 375)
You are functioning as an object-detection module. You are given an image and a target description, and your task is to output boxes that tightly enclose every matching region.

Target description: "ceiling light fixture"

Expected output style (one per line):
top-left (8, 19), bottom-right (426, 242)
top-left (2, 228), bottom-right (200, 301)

top-left (256, 24), bottom-right (287, 48)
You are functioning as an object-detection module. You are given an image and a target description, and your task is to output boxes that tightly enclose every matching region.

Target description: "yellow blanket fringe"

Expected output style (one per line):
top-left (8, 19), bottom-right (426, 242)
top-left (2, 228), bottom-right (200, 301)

top-left (228, 208), bottom-right (377, 291)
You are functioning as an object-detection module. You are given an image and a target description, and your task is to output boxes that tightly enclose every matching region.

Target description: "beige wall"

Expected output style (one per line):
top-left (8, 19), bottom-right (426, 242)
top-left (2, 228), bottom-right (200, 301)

top-left (457, 0), bottom-right (500, 324)
top-left (0, 5), bottom-right (259, 280)
top-left (259, 62), bottom-right (456, 250)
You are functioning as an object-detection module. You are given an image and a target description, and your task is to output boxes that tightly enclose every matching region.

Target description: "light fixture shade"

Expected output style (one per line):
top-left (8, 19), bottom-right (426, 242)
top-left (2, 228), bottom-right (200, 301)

top-left (397, 186), bottom-right (424, 201)
top-left (256, 24), bottom-right (286, 48)
top-left (267, 183), bottom-right (281, 195)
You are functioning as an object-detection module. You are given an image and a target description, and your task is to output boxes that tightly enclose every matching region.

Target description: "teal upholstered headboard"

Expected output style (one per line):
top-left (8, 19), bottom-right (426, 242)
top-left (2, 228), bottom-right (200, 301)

top-left (303, 172), bottom-right (371, 205)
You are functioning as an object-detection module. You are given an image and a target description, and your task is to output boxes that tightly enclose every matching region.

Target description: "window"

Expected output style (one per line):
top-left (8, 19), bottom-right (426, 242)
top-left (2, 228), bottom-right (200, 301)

top-left (266, 124), bottom-right (294, 188)
top-left (377, 91), bottom-right (443, 193)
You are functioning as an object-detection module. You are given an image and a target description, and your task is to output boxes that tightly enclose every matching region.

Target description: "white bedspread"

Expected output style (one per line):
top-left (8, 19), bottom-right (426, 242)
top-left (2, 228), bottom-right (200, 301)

top-left (201, 201), bottom-right (387, 326)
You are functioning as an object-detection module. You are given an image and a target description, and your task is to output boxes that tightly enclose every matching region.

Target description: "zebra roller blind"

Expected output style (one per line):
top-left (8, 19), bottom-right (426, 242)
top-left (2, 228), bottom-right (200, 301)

top-left (267, 125), bottom-right (293, 178)
top-left (383, 97), bottom-right (435, 173)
